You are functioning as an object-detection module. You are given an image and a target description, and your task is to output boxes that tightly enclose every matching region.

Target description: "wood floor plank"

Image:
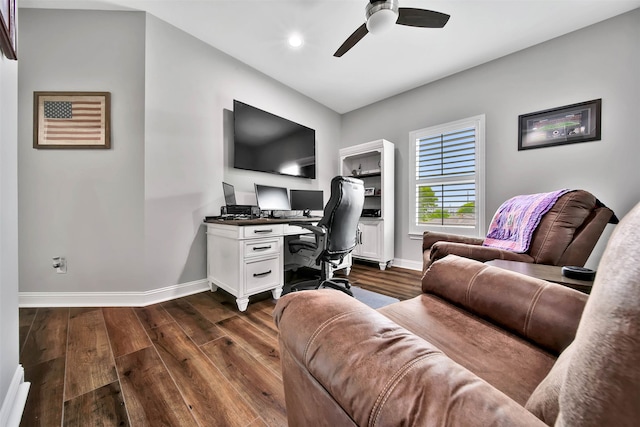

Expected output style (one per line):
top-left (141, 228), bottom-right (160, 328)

top-left (339, 262), bottom-right (422, 300)
top-left (148, 322), bottom-right (258, 426)
top-left (20, 307), bottom-right (69, 368)
top-left (201, 337), bottom-right (287, 427)
top-left (116, 347), bottom-right (198, 426)
top-left (184, 291), bottom-right (239, 324)
top-left (102, 307), bottom-right (152, 358)
top-left (19, 308), bottom-right (38, 354)
top-left (161, 298), bottom-right (226, 345)
top-left (134, 303), bottom-right (174, 330)
top-left (62, 381), bottom-right (129, 427)
top-left (21, 357), bottom-right (65, 427)
top-left (216, 316), bottom-right (281, 377)
top-left (239, 302), bottom-right (278, 339)
top-left (64, 308), bottom-right (118, 401)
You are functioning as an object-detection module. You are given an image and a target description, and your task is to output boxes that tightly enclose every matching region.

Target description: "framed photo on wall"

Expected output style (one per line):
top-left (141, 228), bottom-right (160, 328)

top-left (0, 0), bottom-right (17, 60)
top-left (33, 92), bottom-right (111, 149)
top-left (518, 99), bottom-right (602, 151)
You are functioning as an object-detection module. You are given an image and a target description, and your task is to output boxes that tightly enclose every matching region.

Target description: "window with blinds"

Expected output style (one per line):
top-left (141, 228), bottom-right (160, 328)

top-left (409, 115), bottom-right (485, 236)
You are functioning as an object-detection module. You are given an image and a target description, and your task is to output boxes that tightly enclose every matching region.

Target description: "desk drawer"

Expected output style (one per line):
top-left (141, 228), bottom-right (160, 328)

top-left (244, 238), bottom-right (280, 258)
top-left (245, 257), bottom-right (281, 293)
top-left (242, 224), bottom-right (283, 239)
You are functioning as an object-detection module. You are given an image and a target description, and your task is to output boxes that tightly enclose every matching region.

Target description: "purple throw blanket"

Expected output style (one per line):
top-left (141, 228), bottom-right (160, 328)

top-left (483, 189), bottom-right (571, 253)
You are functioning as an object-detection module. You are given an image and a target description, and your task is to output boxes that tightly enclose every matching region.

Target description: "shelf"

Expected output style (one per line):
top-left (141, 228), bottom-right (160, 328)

top-left (349, 172), bottom-right (381, 179)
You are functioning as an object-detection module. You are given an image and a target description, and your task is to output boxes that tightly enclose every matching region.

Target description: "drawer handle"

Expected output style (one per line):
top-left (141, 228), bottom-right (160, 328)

top-left (254, 229), bottom-right (273, 234)
top-left (253, 245), bottom-right (272, 251)
top-left (253, 270), bottom-right (272, 278)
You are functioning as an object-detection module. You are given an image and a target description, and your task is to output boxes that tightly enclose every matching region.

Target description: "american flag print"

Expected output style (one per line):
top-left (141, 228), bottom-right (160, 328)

top-left (36, 93), bottom-right (109, 147)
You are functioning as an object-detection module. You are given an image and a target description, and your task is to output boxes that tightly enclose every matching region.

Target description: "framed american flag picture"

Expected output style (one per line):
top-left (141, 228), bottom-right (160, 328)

top-left (33, 92), bottom-right (111, 149)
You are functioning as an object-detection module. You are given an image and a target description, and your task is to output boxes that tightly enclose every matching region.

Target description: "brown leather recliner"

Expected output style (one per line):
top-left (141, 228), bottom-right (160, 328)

top-left (274, 201), bottom-right (640, 426)
top-left (423, 189), bottom-right (617, 271)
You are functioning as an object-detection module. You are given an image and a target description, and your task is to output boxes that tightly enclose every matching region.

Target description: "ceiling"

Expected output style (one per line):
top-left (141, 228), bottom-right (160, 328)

top-left (21, 0), bottom-right (640, 113)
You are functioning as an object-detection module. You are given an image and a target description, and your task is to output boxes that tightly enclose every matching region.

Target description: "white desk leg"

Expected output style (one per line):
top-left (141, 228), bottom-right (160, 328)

top-left (271, 286), bottom-right (283, 300)
top-left (209, 281), bottom-right (218, 292)
top-left (236, 297), bottom-right (249, 312)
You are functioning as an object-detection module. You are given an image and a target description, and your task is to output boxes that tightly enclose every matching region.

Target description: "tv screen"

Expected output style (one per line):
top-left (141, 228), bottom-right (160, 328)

top-left (233, 100), bottom-right (316, 179)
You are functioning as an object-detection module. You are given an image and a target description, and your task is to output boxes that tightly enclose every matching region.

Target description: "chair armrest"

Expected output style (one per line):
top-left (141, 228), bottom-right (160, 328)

top-left (274, 290), bottom-right (545, 426)
top-left (423, 255), bottom-right (588, 354)
top-left (288, 222), bottom-right (326, 236)
top-left (423, 231), bottom-right (484, 251)
top-left (429, 241), bottom-right (536, 265)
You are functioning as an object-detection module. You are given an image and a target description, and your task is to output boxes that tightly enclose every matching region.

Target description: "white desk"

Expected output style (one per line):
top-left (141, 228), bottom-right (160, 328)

top-left (204, 217), bottom-right (351, 311)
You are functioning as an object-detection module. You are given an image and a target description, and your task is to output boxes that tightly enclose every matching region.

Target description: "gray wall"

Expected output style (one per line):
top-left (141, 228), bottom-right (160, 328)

top-left (18, 9), bottom-right (341, 296)
top-left (0, 45), bottom-right (19, 418)
top-left (341, 8), bottom-right (640, 269)
top-left (19, 10), bottom-right (147, 293)
top-left (142, 14), bottom-right (340, 290)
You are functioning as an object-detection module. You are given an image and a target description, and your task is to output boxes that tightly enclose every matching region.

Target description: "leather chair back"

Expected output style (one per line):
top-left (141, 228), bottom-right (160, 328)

top-left (526, 190), bottom-right (616, 265)
top-left (317, 176), bottom-right (364, 260)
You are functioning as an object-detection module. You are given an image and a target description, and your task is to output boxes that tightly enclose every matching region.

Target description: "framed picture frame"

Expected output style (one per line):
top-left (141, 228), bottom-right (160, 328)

top-left (33, 92), bottom-right (111, 149)
top-left (0, 0), bottom-right (16, 60)
top-left (518, 99), bottom-right (601, 151)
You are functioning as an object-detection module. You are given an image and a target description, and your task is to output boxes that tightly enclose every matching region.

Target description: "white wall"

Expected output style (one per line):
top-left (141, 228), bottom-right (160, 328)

top-left (341, 8), bottom-right (640, 269)
top-left (17, 9), bottom-right (341, 299)
top-left (0, 40), bottom-right (22, 422)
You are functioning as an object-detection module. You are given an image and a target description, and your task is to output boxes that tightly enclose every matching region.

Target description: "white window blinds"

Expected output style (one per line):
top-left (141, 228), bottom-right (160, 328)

top-left (409, 115), bottom-right (485, 236)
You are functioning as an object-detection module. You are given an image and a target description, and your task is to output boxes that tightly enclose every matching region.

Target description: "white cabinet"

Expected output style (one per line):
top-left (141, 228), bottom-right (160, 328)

top-left (340, 139), bottom-right (394, 270)
top-left (206, 222), bottom-right (284, 311)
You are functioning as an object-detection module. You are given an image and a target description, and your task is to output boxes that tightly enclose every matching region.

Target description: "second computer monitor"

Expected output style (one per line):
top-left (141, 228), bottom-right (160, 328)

top-left (290, 189), bottom-right (324, 211)
top-left (254, 184), bottom-right (291, 211)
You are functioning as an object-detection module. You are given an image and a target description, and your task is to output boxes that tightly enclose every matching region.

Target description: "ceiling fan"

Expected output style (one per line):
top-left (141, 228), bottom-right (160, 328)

top-left (334, 0), bottom-right (450, 57)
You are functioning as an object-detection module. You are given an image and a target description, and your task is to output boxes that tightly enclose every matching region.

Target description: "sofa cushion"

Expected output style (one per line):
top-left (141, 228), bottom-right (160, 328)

top-left (421, 255), bottom-right (587, 355)
top-left (379, 294), bottom-right (556, 405)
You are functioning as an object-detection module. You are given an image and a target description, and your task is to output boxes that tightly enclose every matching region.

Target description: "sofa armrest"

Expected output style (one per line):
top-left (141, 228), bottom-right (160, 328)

top-left (423, 230), bottom-right (484, 251)
top-left (274, 290), bottom-right (545, 426)
top-left (429, 241), bottom-right (536, 265)
top-left (423, 255), bottom-right (588, 354)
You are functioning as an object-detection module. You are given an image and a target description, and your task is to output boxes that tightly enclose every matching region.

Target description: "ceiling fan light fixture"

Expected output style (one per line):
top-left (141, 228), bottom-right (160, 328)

top-left (366, 0), bottom-right (399, 35)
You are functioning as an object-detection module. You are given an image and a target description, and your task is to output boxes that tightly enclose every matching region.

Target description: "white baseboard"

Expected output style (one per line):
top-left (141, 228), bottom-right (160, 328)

top-left (392, 258), bottom-right (422, 271)
top-left (0, 365), bottom-right (30, 427)
top-left (19, 279), bottom-right (209, 307)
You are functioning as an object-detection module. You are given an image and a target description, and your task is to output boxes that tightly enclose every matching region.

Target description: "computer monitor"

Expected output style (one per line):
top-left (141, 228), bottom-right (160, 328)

top-left (254, 184), bottom-right (291, 211)
top-left (222, 182), bottom-right (237, 206)
top-left (290, 190), bottom-right (324, 212)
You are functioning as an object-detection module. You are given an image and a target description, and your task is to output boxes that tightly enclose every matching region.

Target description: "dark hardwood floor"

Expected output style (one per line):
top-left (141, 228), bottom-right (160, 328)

top-left (18, 261), bottom-right (422, 427)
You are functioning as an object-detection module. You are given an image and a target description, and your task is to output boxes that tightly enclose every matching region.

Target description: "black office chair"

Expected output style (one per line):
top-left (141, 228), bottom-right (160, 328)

top-left (287, 176), bottom-right (365, 296)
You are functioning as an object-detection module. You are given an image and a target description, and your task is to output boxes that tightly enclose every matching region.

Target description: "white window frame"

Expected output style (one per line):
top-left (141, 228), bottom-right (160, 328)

top-left (408, 114), bottom-right (485, 238)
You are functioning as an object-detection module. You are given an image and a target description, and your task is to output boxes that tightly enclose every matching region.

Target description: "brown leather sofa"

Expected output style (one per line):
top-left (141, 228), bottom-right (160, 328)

top-left (423, 189), bottom-right (617, 270)
top-left (274, 202), bottom-right (640, 426)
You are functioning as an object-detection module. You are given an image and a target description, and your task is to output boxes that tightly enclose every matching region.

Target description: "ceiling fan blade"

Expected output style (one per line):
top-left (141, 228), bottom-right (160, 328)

top-left (334, 23), bottom-right (369, 57)
top-left (397, 8), bottom-right (450, 28)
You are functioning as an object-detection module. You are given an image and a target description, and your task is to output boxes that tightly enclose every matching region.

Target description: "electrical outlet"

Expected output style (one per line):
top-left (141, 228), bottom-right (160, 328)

top-left (52, 256), bottom-right (67, 274)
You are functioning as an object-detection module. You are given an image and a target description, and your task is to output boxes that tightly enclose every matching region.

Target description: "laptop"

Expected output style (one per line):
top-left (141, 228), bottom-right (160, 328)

top-left (222, 182), bottom-right (237, 206)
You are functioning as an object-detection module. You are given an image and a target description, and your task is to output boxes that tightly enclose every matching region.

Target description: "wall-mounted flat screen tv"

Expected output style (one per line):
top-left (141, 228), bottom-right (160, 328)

top-left (233, 100), bottom-right (316, 179)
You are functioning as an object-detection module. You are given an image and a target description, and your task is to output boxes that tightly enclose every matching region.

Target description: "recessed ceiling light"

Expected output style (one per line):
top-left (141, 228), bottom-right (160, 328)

top-left (288, 33), bottom-right (304, 49)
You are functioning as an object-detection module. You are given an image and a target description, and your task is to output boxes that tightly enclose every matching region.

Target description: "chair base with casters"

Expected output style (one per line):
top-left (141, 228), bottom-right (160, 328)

top-left (288, 257), bottom-right (354, 297)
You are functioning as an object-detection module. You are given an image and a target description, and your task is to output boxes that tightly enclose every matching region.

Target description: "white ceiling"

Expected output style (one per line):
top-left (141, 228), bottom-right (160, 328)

top-left (22, 0), bottom-right (640, 113)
